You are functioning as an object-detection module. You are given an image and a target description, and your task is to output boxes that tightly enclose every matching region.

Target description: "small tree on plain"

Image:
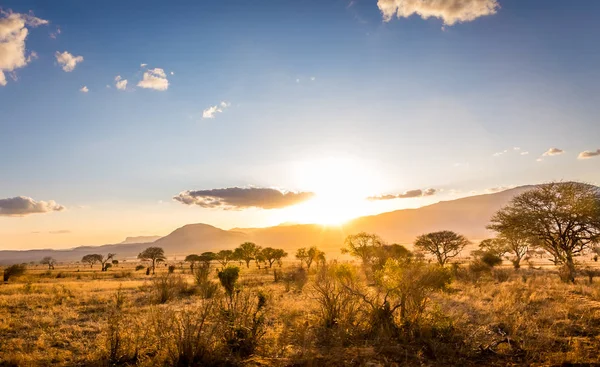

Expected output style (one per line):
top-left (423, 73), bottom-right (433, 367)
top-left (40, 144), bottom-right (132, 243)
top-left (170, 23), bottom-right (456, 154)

top-left (259, 247), bottom-right (288, 268)
top-left (185, 254), bottom-right (202, 272)
top-left (414, 230), bottom-right (470, 266)
top-left (40, 256), bottom-right (56, 270)
top-left (216, 249), bottom-right (234, 267)
top-left (82, 254), bottom-right (103, 268)
top-left (342, 232), bottom-right (384, 266)
top-left (488, 182), bottom-right (600, 282)
top-left (138, 247), bottom-right (166, 275)
top-left (3, 264), bottom-right (26, 282)
top-left (235, 242), bottom-right (260, 268)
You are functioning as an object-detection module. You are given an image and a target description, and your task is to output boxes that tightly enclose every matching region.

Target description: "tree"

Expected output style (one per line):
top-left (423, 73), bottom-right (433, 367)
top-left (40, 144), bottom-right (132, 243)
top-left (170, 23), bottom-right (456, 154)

top-left (216, 249), bottom-right (234, 267)
top-left (82, 254), bottom-right (103, 268)
top-left (481, 234), bottom-right (530, 269)
top-left (199, 252), bottom-right (216, 266)
top-left (307, 246), bottom-right (325, 269)
top-left (138, 247), bottom-right (166, 274)
top-left (342, 232), bottom-right (384, 265)
top-left (40, 256), bottom-right (56, 270)
top-left (488, 182), bottom-right (600, 282)
top-left (296, 248), bottom-right (309, 268)
top-left (3, 264), bottom-right (26, 282)
top-left (260, 248), bottom-right (288, 268)
top-left (372, 244), bottom-right (413, 270)
top-left (235, 242), bottom-right (260, 268)
top-left (184, 254), bottom-right (202, 271)
top-left (112, 259), bottom-right (119, 266)
top-left (414, 231), bottom-right (469, 266)
top-left (101, 253), bottom-right (116, 271)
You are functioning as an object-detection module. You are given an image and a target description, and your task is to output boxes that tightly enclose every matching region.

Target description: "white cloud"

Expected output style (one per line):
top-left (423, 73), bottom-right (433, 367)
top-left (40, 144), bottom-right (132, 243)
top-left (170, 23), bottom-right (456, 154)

top-left (542, 148), bottom-right (564, 156)
top-left (80, 86), bottom-right (88, 93)
top-left (310, 76), bottom-right (316, 81)
top-left (520, 151), bottom-right (529, 155)
top-left (0, 11), bottom-right (48, 86)
top-left (377, 0), bottom-right (499, 26)
top-left (115, 75), bottom-right (127, 90)
top-left (492, 149), bottom-right (508, 157)
top-left (578, 149), bottom-right (600, 160)
top-left (140, 63), bottom-right (147, 67)
top-left (137, 67), bottom-right (169, 91)
top-left (202, 101), bottom-right (230, 119)
top-left (49, 26), bottom-right (61, 39)
top-left (170, 71), bottom-right (174, 75)
top-left (55, 51), bottom-right (84, 72)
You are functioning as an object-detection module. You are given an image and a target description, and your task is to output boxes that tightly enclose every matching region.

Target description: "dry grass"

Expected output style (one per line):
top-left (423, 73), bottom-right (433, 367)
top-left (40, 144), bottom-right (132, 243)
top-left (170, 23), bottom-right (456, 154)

top-left (1, 261), bottom-right (600, 366)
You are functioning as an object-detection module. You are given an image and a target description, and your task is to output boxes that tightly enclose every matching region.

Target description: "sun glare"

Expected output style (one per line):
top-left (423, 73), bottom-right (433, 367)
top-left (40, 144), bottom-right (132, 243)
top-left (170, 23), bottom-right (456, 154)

top-left (286, 157), bottom-right (382, 225)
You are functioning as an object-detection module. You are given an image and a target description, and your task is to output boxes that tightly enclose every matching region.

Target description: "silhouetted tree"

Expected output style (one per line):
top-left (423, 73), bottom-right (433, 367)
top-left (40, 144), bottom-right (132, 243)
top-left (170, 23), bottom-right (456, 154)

top-left (414, 230), bottom-right (469, 266)
top-left (488, 182), bottom-right (600, 282)
top-left (307, 246), bottom-right (325, 269)
top-left (216, 249), bottom-right (234, 267)
top-left (296, 248), bottom-right (308, 268)
top-left (101, 253), bottom-right (116, 271)
top-left (199, 252), bottom-right (216, 266)
top-left (40, 256), bottom-right (56, 270)
top-left (138, 247), bottom-right (166, 274)
top-left (260, 247), bottom-right (288, 268)
top-left (235, 242), bottom-right (260, 268)
top-left (82, 254), bottom-right (103, 268)
top-left (184, 254), bottom-right (202, 271)
top-left (342, 232), bottom-right (384, 266)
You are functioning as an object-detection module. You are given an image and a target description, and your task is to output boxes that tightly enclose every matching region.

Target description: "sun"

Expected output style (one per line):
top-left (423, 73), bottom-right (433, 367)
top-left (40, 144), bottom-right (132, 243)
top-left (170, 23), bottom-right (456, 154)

top-left (285, 157), bottom-right (382, 225)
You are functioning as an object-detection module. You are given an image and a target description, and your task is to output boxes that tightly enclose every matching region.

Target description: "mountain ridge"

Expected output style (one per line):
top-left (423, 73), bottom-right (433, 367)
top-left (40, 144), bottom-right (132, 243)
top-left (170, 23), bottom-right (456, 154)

top-left (0, 185), bottom-right (543, 264)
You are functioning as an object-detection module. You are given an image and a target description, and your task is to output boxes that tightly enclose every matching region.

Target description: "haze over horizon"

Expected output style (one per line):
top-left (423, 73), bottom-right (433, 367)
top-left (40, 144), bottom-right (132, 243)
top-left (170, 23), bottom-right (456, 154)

top-left (1, 0), bottom-right (600, 250)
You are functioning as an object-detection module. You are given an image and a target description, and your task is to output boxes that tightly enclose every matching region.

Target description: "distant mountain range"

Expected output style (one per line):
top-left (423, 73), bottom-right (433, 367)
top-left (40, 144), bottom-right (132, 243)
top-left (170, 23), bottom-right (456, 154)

top-left (0, 186), bottom-right (534, 264)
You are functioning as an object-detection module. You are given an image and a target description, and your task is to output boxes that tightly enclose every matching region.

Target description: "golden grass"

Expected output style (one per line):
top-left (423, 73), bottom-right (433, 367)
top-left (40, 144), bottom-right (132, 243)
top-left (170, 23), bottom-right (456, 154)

top-left (1, 261), bottom-right (600, 366)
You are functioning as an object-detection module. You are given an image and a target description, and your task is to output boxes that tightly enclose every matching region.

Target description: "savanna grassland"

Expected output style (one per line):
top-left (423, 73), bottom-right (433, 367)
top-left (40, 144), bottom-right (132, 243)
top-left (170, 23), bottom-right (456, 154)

top-left (2, 255), bottom-right (600, 367)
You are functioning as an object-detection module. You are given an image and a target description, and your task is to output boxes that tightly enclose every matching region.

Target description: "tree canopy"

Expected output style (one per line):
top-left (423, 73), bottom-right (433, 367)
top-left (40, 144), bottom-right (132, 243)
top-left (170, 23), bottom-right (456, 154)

top-left (488, 182), bottom-right (600, 281)
top-left (414, 230), bottom-right (469, 266)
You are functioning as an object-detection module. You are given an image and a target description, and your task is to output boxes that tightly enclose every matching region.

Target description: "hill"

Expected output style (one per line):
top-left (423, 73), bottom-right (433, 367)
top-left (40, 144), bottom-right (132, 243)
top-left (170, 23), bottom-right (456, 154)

top-left (0, 186), bottom-right (535, 264)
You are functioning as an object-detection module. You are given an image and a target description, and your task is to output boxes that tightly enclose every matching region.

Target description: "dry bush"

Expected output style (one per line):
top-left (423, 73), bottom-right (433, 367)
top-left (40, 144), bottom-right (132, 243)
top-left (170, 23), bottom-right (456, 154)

top-left (283, 267), bottom-right (308, 292)
top-left (151, 273), bottom-right (191, 304)
top-left (3, 264), bottom-right (26, 282)
top-left (154, 302), bottom-right (221, 366)
top-left (193, 264), bottom-right (219, 299)
top-left (311, 263), bottom-right (360, 330)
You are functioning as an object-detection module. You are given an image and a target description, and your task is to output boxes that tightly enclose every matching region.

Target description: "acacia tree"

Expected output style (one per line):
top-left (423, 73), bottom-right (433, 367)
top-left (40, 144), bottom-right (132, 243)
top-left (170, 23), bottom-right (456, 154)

top-left (307, 246), bottom-right (325, 269)
top-left (480, 234), bottom-right (530, 269)
top-left (40, 256), bottom-right (56, 270)
top-left (260, 247), bottom-right (287, 268)
top-left (101, 253), bottom-right (116, 271)
top-left (82, 254), bottom-right (103, 268)
top-left (184, 254), bottom-right (202, 271)
top-left (341, 232), bottom-right (384, 266)
top-left (199, 252), bottom-right (216, 266)
top-left (235, 242), bottom-right (260, 268)
top-left (488, 182), bottom-right (600, 282)
top-left (296, 248), bottom-right (309, 268)
top-left (216, 250), bottom-right (234, 267)
top-left (414, 231), bottom-right (469, 266)
top-left (138, 247), bottom-right (166, 274)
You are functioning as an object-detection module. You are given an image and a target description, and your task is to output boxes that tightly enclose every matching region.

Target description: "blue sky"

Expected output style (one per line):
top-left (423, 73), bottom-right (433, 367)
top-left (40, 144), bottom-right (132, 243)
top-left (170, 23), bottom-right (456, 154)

top-left (1, 0), bottom-right (599, 249)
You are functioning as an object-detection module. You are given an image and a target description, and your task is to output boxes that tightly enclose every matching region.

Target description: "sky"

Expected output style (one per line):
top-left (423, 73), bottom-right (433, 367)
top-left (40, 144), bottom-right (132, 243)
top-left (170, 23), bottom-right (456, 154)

top-left (1, 0), bottom-right (599, 250)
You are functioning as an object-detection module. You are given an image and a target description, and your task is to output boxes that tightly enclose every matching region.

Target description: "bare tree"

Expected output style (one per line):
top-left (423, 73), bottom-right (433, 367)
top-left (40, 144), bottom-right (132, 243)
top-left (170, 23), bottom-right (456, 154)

top-left (341, 232), bottom-right (384, 266)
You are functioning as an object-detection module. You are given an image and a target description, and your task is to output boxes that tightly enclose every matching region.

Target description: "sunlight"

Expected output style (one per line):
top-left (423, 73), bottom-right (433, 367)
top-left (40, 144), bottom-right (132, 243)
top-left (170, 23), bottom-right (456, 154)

top-left (287, 157), bottom-right (383, 225)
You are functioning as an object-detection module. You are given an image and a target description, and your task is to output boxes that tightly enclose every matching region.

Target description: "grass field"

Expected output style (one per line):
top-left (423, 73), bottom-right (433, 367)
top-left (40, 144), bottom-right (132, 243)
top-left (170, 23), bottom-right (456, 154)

top-left (2, 257), bottom-right (600, 366)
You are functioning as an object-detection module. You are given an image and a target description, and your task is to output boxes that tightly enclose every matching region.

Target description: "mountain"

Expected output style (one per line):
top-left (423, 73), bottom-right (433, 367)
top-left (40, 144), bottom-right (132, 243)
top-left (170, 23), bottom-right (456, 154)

top-left (120, 236), bottom-right (161, 244)
top-left (0, 186), bottom-right (535, 264)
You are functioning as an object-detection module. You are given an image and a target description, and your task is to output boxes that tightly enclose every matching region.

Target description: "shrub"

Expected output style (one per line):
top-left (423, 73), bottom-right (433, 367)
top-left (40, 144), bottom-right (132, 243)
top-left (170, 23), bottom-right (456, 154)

top-left (582, 267), bottom-right (600, 284)
top-left (312, 264), bottom-right (359, 329)
top-left (135, 264), bottom-right (145, 271)
top-left (3, 264), bottom-right (26, 282)
top-left (283, 267), bottom-right (308, 292)
top-left (151, 274), bottom-right (191, 304)
top-left (194, 264), bottom-right (219, 299)
top-left (492, 268), bottom-right (511, 283)
top-left (480, 252), bottom-right (503, 268)
top-left (220, 291), bottom-right (268, 358)
top-left (157, 302), bottom-right (220, 366)
top-left (218, 266), bottom-right (240, 301)
top-left (168, 265), bottom-right (176, 274)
